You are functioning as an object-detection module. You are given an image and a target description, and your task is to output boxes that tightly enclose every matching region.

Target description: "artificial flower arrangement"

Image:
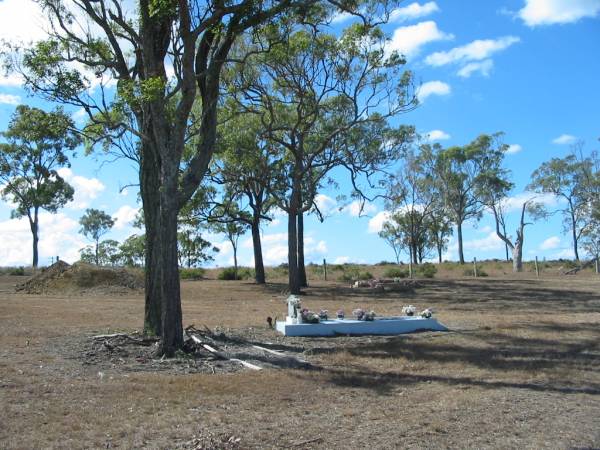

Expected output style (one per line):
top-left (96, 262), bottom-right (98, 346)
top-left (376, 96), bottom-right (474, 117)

top-left (300, 308), bottom-right (320, 324)
top-left (336, 309), bottom-right (345, 319)
top-left (352, 308), bottom-right (376, 321)
top-left (420, 308), bottom-right (433, 318)
top-left (402, 305), bottom-right (416, 316)
top-left (319, 310), bottom-right (328, 320)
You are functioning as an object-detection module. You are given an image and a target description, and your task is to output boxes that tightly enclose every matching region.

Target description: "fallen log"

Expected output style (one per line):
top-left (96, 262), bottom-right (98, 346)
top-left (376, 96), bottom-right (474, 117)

top-left (186, 333), bottom-right (262, 371)
top-left (564, 257), bottom-right (598, 275)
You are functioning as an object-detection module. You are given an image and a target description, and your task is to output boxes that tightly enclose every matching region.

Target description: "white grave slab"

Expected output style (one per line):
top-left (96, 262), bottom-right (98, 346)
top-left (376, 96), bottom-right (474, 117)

top-left (276, 296), bottom-right (448, 337)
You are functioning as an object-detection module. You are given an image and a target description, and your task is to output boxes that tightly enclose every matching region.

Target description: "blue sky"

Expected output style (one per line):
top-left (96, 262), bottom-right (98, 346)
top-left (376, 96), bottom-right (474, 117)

top-left (0, 0), bottom-right (599, 267)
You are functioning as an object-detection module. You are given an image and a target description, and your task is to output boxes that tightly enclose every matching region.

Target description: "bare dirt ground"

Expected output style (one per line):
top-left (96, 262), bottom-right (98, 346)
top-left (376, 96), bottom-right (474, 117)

top-left (1, 270), bottom-right (599, 449)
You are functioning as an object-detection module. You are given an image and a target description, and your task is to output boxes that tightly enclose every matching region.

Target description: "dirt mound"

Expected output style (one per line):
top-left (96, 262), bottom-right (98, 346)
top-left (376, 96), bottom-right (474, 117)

top-left (16, 261), bottom-right (144, 295)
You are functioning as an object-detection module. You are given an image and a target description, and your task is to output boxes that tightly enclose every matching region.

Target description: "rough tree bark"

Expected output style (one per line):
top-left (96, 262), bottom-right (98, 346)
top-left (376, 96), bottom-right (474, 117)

top-left (457, 221), bottom-right (465, 264)
top-left (298, 209), bottom-right (308, 287)
top-left (251, 217), bottom-right (266, 284)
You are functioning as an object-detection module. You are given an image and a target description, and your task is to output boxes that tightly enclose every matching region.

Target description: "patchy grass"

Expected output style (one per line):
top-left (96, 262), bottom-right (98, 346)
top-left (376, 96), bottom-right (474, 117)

top-left (0, 271), bottom-right (599, 449)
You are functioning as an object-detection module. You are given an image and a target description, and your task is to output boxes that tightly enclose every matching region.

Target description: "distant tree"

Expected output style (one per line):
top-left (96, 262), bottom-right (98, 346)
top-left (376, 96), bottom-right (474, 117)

top-left (232, 26), bottom-right (416, 293)
top-left (384, 149), bottom-right (437, 265)
top-left (207, 203), bottom-right (250, 279)
top-left (424, 134), bottom-right (508, 264)
top-left (528, 143), bottom-right (599, 261)
top-left (208, 111), bottom-right (283, 283)
top-left (79, 239), bottom-right (120, 266)
top-left (79, 209), bottom-right (115, 265)
top-left (428, 207), bottom-right (453, 264)
top-left (0, 105), bottom-right (79, 268)
top-left (379, 220), bottom-right (404, 264)
top-left (177, 229), bottom-right (218, 269)
top-left (119, 234), bottom-right (145, 268)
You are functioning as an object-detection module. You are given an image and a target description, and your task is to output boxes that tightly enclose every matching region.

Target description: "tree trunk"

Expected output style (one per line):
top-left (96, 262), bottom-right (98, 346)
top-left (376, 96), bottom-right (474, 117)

top-left (571, 212), bottom-right (580, 261)
top-left (437, 239), bottom-right (442, 264)
top-left (159, 163), bottom-right (183, 357)
top-left (298, 210), bottom-right (307, 287)
top-left (30, 208), bottom-right (39, 268)
top-left (232, 239), bottom-right (238, 279)
top-left (95, 238), bottom-right (100, 265)
top-left (457, 221), bottom-right (465, 264)
top-left (512, 241), bottom-right (523, 272)
top-left (288, 208), bottom-right (301, 295)
top-left (251, 219), bottom-right (266, 284)
top-left (140, 144), bottom-right (162, 337)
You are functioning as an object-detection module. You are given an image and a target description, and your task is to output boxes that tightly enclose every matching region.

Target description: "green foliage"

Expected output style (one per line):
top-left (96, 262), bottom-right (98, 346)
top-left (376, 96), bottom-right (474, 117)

top-left (383, 267), bottom-right (408, 278)
top-left (119, 234), bottom-right (145, 267)
top-left (177, 229), bottom-right (218, 268)
top-left (218, 267), bottom-right (254, 281)
top-left (179, 268), bottom-right (206, 280)
top-left (417, 263), bottom-right (437, 278)
top-left (9, 266), bottom-right (25, 276)
top-left (79, 209), bottom-right (115, 243)
top-left (0, 105), bottom-right (78, 218)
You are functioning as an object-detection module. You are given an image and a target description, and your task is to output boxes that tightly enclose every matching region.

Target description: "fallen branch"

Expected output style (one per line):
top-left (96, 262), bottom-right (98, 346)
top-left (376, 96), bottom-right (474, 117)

top-left (564, 257), bottom-right (598, 275)
top-left (186, 332), bottom-right (262, 371)
top-left (289, 437), bottom-right (323, 447)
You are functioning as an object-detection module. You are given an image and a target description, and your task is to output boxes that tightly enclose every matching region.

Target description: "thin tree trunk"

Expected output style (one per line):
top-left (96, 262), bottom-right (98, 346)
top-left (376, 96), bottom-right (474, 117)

top-left (251, 219), bottom-right (265, 284)
top-left (95, 238), bottom-right (100, 265)
top-left (457, 221), bottom-right (465, 264)
top-left (298, 209), bottom-right (307, 287)
top-left (30, 208), bottom-right (39, 268)
top-left (571, 211), bottom-right (580, 261)
top-left (437, 238), bottom-right (442, 264)
top-left (232, 238), bottom-right (238, 279)
top-left (159, 163), bottom-right (183, 357)
top-left (141, 143), bottom-right (162, 337)
top-left (288, 208), bottom-right (301, 295)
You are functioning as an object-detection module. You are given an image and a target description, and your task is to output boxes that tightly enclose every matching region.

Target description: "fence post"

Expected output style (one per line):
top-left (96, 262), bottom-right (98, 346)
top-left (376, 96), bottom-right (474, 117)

top-left (535, 256), bottom-right (540, 278)
top-left (473, 257), bottom-right (478, 278)
top-left (323, 258), bottom-right (327, 281)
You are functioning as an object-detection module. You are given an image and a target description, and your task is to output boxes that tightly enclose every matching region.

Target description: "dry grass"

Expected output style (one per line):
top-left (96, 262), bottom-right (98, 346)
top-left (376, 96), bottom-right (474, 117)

top-left (0, 268), bottom-right (599, 449)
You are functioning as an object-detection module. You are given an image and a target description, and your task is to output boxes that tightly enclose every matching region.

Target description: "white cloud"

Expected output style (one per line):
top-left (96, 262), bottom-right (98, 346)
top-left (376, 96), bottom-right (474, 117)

top-left (518, 0), bottom-right (600, 26)
top-left (0, 94), bottom-right (20, 105)
top-left (501, 191), bottom-right (560, 212)
top-left (333, 256), bottom-right (350, 264)
top-left (57, 168), bottom-right (105, 210)
top-left (0, 212), bottom-right (87, 266)
top-left (368, 211), bottom-right (392, 233)
top-left (424, 129), bottom-right (451, 141)
top-left (0, 73), bottom-right (24, 88)
top-left (314, 194), bottom-right (338, 216)
top-left (389, 2), bottom-right (440, 22)
top-left (330, 11), bottom-right (354, 24)
top-left (552, 248), bottom-right (576, 259)
top-left (506, 144), bottom-right (523, 154)
top-left (552, 134), bottom-right (577, 145)
top-left (540, 236), bottom-right (561, 250)
top-left (417, 80), bottom-right (451, 102)
top-left (464, 231), bottom-right (504, 252)
top-left (342, 200), bottom-right (378, 217)
top-left (457, 59), bottom-right (494, 78)
top-left (425, 36), bottom-right (520, 67)
top-left (0, 0), bottom-right (47, 44)
top-left (387, 21), bottom-right (453, 58)
top-left (112, 205), bottom-right (138, 230)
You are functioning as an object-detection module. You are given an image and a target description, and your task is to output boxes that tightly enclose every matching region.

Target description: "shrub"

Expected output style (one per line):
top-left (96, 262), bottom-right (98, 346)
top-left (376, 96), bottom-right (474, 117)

top-left (9, 266), bottom-right (25, 276)
top-left (383, 267), bottom-right (408, 278)
top-left (375, 260), bottom-right (396, 266)
top-left (462, 266), bottom-right (488, 277)
top-left (179, 268), bottom-right (205, 280)
top-left (219, 267), bottom-right (254, 280)
top-left (358, 271), bottom-right (373, 280)
top-left (417, 263), bottom-right (437, 278)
